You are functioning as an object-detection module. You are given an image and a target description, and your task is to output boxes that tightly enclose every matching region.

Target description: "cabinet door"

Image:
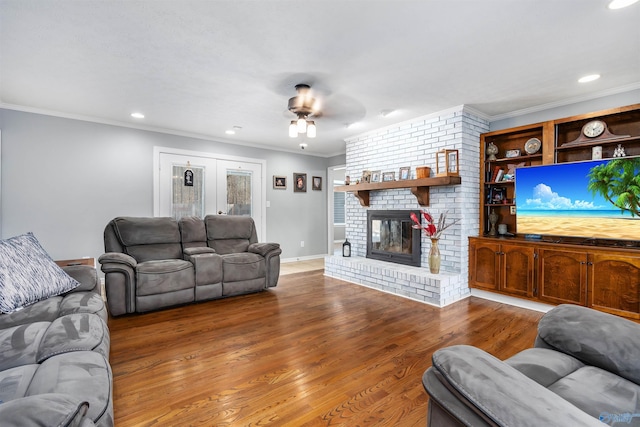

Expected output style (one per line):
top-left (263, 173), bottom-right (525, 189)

top-left (500, 244), bottom-right (535, 298)
top-left (588, 253), bottom-right (640, 320)
top-left (469, 240), bottom-right (500, 291)
top-left (538, 248), bottom-right (587, 305)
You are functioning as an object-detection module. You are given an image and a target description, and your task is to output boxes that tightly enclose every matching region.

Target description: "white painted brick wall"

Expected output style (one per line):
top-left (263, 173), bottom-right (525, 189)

top-left (336, 105), bottom-right (489, 307)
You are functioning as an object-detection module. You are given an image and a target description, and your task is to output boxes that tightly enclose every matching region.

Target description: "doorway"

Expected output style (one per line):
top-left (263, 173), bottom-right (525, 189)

top-left (327, 165), bottom-right (346, 256)
top-left (153, 147), bottom-right (266, 241)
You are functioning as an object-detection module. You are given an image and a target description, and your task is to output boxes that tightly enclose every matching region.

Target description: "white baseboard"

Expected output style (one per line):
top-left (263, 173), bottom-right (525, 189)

top-left (281, 254), bottom-right (328, 263)
top-left (471, 289), bottom-right (555, 313)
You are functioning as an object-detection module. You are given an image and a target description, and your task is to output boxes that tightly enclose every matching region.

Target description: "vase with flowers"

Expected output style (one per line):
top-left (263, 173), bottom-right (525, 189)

top-left (410, 210), bottom-right (460, 274)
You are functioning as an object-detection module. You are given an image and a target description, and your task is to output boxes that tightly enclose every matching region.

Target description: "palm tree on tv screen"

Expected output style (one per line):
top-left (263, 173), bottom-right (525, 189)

top-left (587, 157), bottom-right (640, 217)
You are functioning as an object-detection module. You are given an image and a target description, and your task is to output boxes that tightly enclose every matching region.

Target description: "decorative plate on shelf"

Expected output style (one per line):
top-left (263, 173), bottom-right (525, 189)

top-left (524, 138), bottom-right (541, 154)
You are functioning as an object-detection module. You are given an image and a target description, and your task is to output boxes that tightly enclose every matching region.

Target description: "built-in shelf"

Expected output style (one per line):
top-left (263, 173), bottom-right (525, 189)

top-left (335, 176), bottom-right (461, 207)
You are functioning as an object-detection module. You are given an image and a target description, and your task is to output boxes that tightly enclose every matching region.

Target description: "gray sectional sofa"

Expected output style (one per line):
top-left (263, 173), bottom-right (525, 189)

top-left (0, 264), bottom-right (113, 427)
top-left (99, 215), bottom-right (281, 316)
top-left (423, 304), bottom-right (640, 427)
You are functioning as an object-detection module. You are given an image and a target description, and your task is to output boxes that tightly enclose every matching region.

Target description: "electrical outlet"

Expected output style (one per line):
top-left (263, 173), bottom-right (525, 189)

top-left (300, 241), bottom-right (305, 247)
top-left (510, 206), bottom-right (516, 215)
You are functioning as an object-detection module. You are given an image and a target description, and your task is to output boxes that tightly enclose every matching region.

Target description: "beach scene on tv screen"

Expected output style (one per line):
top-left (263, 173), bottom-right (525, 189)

top-left (515, 157), bottom-right (640, 241)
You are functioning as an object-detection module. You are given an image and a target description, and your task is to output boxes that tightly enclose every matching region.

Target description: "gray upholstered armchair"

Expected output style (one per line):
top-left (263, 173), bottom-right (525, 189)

top-left (423, 304), bottom-right (640, 427)
top-left (99, 215), bottom-right (281, 316)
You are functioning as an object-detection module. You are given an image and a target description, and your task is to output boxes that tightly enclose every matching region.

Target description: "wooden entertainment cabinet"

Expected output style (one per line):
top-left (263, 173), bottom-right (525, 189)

top-left (469, 104), bottom-right (640, 319)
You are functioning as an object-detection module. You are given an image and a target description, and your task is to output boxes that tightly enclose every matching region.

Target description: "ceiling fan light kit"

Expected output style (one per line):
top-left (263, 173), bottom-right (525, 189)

top-left (288, 83), bottom-right (317, 138)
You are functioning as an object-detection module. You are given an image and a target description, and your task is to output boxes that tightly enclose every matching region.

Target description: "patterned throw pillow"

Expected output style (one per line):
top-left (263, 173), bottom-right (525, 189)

top-left (0, 233), bottom-right (80, 313)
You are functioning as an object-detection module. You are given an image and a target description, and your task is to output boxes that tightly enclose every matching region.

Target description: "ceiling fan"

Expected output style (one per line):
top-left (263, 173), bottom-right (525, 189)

top-left (287, 83), bottom-right (319, 138)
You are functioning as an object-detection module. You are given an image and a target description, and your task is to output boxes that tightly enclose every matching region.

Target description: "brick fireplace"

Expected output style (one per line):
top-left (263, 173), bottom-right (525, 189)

top-left (325, 105), bottom-right (489, 307)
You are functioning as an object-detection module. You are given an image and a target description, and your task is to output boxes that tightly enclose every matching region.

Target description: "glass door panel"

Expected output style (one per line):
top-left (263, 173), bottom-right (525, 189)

top-left (171, 164), bottom-right (205, 220)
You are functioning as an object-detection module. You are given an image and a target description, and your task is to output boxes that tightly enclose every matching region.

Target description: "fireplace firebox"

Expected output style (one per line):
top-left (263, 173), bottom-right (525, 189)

top-left (366, 210), bottom-right (421, 267)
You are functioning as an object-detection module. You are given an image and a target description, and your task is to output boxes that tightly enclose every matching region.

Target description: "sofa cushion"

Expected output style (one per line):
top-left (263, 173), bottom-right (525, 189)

top-left (548, 366), bottom-right (640, 423)
top-left (136, 259), bottom-right (195, 295)
top-left (27, 351), bottom-right (112, 426)
top-left (110, 217), bottom-right (183, 262)
top-left (0, 364), bottom-right (39, 403)
top-left (37, 314), bottom-right (110, 363)
top-left (537, 304), bottom-right (640, 385)
top-left (0, 322), bottom-right (50, 371)
top-left (222, 253), bottom-right (265, 282)
top-left (0, 292), bottom-right (107, 331)
top-left (0, 393), bottom-right (90, 427)
top-left (0, 233), bottom-right (80, 314)
top-left (505, 348), bottom-right (585, 387)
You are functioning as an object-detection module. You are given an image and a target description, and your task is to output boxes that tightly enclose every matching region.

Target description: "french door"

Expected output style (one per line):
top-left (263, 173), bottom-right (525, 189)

top-left (154, 148), bottom-right (265, 240)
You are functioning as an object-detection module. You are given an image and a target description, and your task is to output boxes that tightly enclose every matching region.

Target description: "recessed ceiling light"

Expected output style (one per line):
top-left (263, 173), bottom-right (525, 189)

top-left (578, 74), bottom-right (600, 83)
top-left (608, 0), bottom-right (638, 9)
top-left (225, 126), bottom-right (242, 135)
top-left (131, 112), bottom-right (145, 119)
top-left (380, 109), bottom-right (396, 118)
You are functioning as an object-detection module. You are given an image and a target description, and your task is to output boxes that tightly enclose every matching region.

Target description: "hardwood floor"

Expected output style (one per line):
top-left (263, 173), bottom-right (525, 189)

top-left (108, 270), bottom-right (544, 426)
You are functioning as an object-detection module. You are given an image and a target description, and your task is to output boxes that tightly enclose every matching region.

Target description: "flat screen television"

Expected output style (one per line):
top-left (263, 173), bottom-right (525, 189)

top-left (515, 156), bottom-right (640, 242)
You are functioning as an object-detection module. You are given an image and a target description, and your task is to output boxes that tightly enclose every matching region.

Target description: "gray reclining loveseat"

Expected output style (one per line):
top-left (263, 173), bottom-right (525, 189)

top-left (99, 215), bottom-right (281, 316)
top-left (423, 304), bottom-right (640, 427)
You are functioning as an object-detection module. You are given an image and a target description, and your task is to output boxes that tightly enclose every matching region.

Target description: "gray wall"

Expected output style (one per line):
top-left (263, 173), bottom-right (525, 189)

top-left (0, 109), bottom-right (335, 261)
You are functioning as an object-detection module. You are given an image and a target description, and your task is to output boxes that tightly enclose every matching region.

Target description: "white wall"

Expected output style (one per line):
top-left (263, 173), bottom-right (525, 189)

top-left (0, 109), bottom-right (333, 261)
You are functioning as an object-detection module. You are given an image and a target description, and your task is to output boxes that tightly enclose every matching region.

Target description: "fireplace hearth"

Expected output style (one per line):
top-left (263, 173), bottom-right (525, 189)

top-left (366, 210), bottom-right (421, 267)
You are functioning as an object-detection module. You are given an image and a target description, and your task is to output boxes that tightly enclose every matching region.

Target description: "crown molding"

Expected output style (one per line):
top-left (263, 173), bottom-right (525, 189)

top-left (487, 83), bottom-right (640, 122)
top-left (0, 102), bottom-right (337, 158)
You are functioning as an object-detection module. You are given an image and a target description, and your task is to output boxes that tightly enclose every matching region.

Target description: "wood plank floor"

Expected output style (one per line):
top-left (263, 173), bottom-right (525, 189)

top-left (108, 270), bottom-right (544, 426)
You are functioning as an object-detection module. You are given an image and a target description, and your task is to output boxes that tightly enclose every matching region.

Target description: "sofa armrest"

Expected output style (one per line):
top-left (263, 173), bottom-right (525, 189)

top-left (98, 252), bottom-right (137, 316)
top-left (184, 246), bottom-right (216, 256)
top-left (0, 393), bottom-right (92, 427)
top-left (62, 265), bottom-right (100, 293)
top-left (535, 304), bottom-right (640, 385)
top-left (248, 242), bottom-right (281, 257)
top-left (98, 252), bottom-right (137, 268)
top-left (425, 345), bottom-right (605, 427)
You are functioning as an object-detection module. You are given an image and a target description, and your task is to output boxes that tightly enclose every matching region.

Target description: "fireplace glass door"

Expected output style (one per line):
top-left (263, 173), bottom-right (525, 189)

top-left (367, 210), bottom-right (422, 267)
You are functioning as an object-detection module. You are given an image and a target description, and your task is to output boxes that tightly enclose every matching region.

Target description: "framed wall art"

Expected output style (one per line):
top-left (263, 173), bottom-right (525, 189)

top-left (312, 176), bottom-right (322, 191)
top-left (273, 175), bottom-right (287, 189)
top-left (293, 173), bottom-right (307, 192)
top-left (399, 166), bottom-right (410, 180)
top-left (382, 171), bottom-right (395, 182)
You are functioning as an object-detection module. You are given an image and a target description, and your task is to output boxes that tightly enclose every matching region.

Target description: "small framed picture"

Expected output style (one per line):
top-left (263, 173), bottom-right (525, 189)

top-left (382, 171), bottom-right (395, 182)
top-left (312, 176), bottom-right (322, 191)
top-left (399, 166), bottom-right (410, 180)
top-left (362, 170), bottom-right (372, 183)
top-left (505, 149), bottom-right (521, 158)
top-left (293, 173), bottom-right (307, 192)
top-left (371, 170), bottom-right (381, 183)
top-left (273, 175), bottom-right (287, 189)
top-left (492, 187), bottom-right (506, 204)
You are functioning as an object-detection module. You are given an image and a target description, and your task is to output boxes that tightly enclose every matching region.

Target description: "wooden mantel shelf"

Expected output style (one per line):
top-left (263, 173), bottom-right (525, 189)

top-left (335, 176), bottom-right (462, 207)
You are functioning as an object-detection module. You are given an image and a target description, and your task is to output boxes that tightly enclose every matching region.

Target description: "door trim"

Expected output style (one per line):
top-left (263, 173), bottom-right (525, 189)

top-left (327, 165), bottom-right (346, 256)
top-left (153, 146), bottom-right (267, 241)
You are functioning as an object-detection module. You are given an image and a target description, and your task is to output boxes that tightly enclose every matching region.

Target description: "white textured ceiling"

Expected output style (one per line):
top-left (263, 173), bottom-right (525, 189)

top-left (1, 0), bottom-right (639, 156)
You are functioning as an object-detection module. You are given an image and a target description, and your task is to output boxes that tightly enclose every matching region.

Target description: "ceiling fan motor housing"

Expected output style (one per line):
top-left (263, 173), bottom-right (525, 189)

top-left (288, 84), bottom-right (316, 117)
